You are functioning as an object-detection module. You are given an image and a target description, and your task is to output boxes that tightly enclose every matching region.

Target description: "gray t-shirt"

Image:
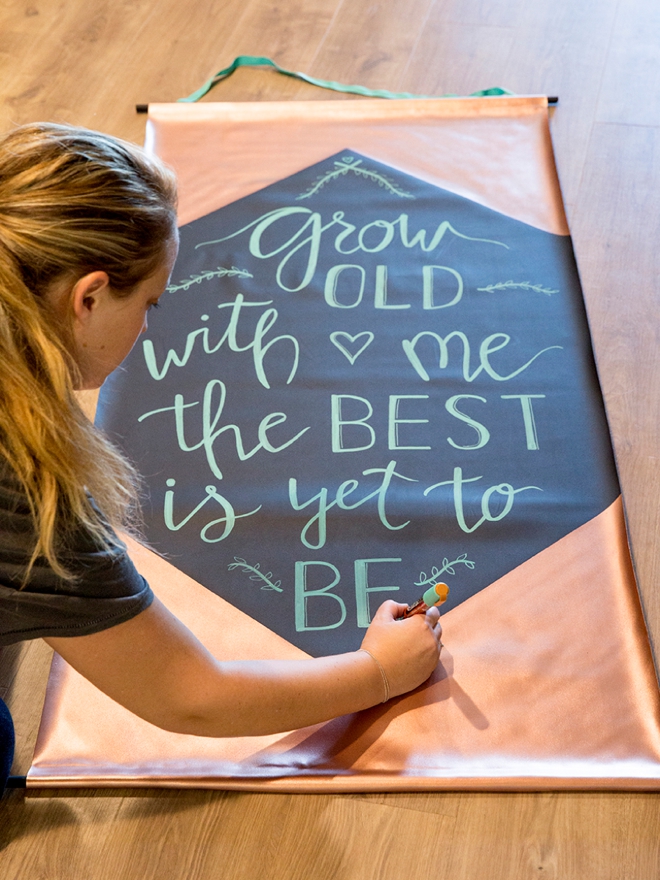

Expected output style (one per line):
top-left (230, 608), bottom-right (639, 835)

top-left (0, 460), bottom-right (153, 646)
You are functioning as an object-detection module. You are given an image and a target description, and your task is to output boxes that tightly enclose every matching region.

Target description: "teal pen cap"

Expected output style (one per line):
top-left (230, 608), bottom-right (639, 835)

top-left (402, 582), bottom-right (449, 618)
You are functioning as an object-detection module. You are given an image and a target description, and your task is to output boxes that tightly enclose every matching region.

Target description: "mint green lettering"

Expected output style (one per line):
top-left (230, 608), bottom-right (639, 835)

top-left (163, 479), bottom-right (260, 542)
top-left (501, 394), bottom-right (546, 450)
top-left (249, 209), bottom-right (339, 292)
top-left (295, 561), bottom-right (346, 631)
top-left (374, 264), bottom-right (410, 309)
top-left (289, 461), bottom-right (416, 549)
top-left (143, 327), bottom-right (207, 380)
top-left (354, 558), bottom-right (401, 628)
top-left (142, 294), bottom-right (299, 388)
top-left (194, 208), bottom-right (508, 295)
top-left (358, 220), bottom-right (395, 253)
top-left (424, 466), bottom-right (541, 533)
top-left (395, 214), bottom-right (508, 252)
top-left (422, 265), bottom-right (464, 308)
top-left (361, 461), bottom-right (417, 531)
top-left (402, 330), bottom-right (561, 383)
top-left (288, 482), bottom-right (332, 549)
top-left (324, 264), bottom-right (365, 308)
top-left (388, 395), bottom-right (431, 450)
top-left (445, 394), bottom-right (490, 450)
top-left (335, 479), bottom-right (360, 507)
top-left (332, 212), bottom-right (360, 254)
top-left (139, 379), bottom-right (309, 480)
top-left (250, 308), bottom-right (300, 388)
top-left (138, 396), bottom-right (200, 452)
top-left (331, 394), bottom-right (375, 452)
top-left (195, 207), bottom-right (326, 292)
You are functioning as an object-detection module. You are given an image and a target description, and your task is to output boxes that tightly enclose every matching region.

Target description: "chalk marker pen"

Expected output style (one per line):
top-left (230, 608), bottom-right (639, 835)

top-left (402, 582), bottom-right (449, 618)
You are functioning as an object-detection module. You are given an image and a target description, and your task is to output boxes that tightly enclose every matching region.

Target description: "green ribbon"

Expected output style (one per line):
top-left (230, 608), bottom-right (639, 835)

top-left (178, 55), bottom-right (514, 103)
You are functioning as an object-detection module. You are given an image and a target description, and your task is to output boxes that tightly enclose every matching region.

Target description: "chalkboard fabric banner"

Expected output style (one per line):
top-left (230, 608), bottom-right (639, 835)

top-left (31, 99), bottom-right (660, 790)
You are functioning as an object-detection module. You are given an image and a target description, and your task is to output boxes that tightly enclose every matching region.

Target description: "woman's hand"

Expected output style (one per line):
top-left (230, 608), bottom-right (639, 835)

top-left (359, 600), bottom-right (443, 699)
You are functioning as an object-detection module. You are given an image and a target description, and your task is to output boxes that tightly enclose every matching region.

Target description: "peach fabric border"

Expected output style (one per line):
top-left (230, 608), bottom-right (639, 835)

top-left (144, 97), bottom-right (569, 235)
top-left (28, 99), bottom-right (660, 790)
top-left (29, 498), bottom-right (660, 790)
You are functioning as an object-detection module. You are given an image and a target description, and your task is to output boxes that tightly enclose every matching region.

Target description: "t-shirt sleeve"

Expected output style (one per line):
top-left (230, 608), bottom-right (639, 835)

top-left (0, 464), bottom-right (154, 646)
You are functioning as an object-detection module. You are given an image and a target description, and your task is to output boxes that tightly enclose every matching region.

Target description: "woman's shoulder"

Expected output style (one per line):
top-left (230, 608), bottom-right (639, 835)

top-left (0, 454), bottom-right (154, 646)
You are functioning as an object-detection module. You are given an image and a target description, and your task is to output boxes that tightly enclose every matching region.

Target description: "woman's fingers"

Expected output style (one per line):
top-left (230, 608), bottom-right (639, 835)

top-left (422, 608), bottom-right (443, 653)
top-left (374, 599), bottom-right (408, 620)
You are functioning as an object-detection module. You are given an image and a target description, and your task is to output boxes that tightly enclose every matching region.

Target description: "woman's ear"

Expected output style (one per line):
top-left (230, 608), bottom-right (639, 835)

top-left (70, 271), bottom-right (111, 323)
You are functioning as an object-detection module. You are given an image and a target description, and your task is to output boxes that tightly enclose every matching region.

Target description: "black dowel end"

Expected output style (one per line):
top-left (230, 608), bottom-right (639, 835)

top-left (136, 104), bottom-right (149, 114)
top-left (6, 775), bottom-right (27, 789)
top-left (548, 96), bottom-right (559, 104)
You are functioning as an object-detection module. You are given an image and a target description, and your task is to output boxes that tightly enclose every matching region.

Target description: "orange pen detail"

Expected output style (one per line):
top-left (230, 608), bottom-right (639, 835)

top-left (402, 582), bottom-right (449, 618)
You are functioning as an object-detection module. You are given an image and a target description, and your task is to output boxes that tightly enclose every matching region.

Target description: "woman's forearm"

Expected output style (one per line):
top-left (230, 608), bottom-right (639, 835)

top-left (46, 595), bottom-right (441, 738)
top-left (160, 651), bottom-right (384, 737)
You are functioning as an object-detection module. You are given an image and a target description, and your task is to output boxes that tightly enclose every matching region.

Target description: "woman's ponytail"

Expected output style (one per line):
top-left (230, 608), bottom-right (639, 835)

top-left (0, 123), bottom-right (177, 580)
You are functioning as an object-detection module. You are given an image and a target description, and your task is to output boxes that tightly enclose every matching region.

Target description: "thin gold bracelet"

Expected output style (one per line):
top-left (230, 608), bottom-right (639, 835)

top-left (359, 648), bottom-right (390, 703)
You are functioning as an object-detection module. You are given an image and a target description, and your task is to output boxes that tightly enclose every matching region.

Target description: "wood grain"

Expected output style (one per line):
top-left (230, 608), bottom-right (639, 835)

top-left (571, 121), bottom-right (660, 654)
top-left (596, 0), bottom-right (660, 127)
top-left (310, 0), bottom-right (435, 89)
top-left (1, 0), bottom-right (659, 877)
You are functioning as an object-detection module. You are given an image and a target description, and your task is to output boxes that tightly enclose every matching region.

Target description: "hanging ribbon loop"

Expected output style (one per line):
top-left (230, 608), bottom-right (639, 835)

top-left (178, 55), bottom-right (514, 103)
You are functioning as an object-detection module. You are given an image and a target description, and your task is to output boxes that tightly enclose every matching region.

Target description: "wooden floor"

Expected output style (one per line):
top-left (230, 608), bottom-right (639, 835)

top-left (1, 0), bottom-right (659, 876)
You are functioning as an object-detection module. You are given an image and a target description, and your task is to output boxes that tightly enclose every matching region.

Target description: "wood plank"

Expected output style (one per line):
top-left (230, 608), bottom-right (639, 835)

top-left (441, 0), bottom-right (528, 28)
top-left (400, 21), bottom-right (516, 99)
top-left (348, 790), bottom-right (461, 818)
top-left (596, 0), bottom-right (660, 127)
top-left (571, 121), bottom-right (660, 652)
top-left (450, 792), bottom-right (660, 880)
top-left (96, 791), bottom-right (291, 880)
top-left (0, 790), bottom-right (456, 879)
top-left (3, 789), bottom-right (660, 879)
top-left (264, 795), bottom-right (455, 880)
top-left (309, 0), bottom-right (436, 91)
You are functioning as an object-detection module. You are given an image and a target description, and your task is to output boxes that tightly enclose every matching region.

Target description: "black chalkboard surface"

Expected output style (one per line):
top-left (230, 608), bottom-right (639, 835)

top-left (98, 152), bottom-right (619, 657)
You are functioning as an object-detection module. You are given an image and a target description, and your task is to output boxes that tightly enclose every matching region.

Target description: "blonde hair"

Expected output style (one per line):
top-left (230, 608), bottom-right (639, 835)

top-left (0, 123), bottom-right (177, 580)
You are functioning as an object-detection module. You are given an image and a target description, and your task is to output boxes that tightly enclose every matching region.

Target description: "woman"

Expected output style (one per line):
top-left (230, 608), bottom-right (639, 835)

top-left (0, 123), bottom-right (442, 790)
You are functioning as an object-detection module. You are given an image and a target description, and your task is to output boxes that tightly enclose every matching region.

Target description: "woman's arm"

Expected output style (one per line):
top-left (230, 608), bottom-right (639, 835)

top-left (45, 597), bottom-right (442, 737)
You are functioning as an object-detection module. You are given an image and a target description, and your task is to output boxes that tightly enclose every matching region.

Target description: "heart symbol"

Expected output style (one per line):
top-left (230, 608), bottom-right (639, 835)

top-left (330, 331), bottom-right (374, 365)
